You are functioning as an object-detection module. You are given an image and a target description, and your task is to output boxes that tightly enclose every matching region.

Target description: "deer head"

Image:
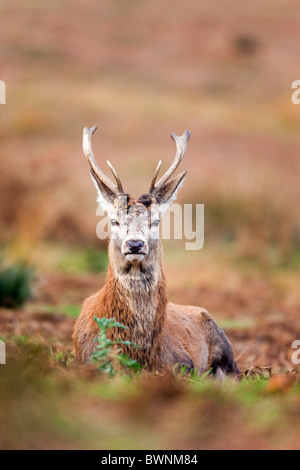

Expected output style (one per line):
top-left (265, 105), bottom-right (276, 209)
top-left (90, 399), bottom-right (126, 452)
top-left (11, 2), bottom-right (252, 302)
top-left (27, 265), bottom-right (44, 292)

top-left (83, 125), bottom-right (190, 276)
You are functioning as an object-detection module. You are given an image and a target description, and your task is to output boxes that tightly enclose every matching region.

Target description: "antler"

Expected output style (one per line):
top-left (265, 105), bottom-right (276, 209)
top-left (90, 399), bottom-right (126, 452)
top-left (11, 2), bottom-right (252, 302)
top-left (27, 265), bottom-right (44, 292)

top-left (83, 125), bottom-right (124, 194)
top-left (149, 130), bottom-right (191, 193)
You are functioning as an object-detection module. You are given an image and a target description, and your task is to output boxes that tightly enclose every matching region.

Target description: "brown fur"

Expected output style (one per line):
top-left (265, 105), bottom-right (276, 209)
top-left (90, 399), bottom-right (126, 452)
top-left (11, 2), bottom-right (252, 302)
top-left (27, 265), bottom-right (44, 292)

top-left (73, 263), bottom-right (167, 369)
top-left (73, 241), bottom-right (240, 376)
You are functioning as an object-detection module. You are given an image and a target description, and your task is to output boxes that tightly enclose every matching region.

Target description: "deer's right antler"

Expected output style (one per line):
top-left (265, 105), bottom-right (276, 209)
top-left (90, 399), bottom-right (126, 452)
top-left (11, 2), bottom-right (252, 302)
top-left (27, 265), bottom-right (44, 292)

top-left (83, 125), bottom-right (124, 194)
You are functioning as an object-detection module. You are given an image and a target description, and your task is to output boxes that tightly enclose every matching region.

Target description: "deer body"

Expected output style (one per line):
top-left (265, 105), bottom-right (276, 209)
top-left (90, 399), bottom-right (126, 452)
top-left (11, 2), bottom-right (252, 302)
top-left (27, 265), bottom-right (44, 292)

top-left (73, 126), bottom-right (239, 377)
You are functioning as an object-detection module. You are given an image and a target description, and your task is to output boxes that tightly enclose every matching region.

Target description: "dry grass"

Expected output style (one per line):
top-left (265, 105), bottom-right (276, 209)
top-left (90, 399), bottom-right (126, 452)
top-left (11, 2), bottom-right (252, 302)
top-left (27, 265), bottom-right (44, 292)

top-left (1, 0), bottom-right (300, 255)
top-left (0, 332), bottom-right (299, 450)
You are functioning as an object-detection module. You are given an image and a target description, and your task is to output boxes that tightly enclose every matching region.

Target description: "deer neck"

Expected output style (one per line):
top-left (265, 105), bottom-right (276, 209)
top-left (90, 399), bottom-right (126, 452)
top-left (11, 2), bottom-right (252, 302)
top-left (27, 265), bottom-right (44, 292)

top-left (103, 244), bottom-right (167, 367)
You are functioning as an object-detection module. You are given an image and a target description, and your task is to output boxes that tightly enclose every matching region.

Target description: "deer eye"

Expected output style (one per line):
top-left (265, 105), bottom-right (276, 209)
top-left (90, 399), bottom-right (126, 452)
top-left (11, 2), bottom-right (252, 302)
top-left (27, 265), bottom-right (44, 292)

top-left (152, 219), bottom-right (160, 227)
top-left (110, 219), bottom-right (119, 226)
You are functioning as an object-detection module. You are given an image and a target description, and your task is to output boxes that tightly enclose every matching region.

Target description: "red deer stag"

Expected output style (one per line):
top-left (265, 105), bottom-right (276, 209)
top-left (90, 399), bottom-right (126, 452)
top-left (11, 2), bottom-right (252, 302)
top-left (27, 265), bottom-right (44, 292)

top-left (73, 126), bottom-right (240, 378)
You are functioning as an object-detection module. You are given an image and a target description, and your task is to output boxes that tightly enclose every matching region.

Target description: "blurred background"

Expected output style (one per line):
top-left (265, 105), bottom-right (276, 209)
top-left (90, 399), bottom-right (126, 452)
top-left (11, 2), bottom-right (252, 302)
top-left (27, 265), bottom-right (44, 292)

top-left (1, 0), bottom-right (300, 450)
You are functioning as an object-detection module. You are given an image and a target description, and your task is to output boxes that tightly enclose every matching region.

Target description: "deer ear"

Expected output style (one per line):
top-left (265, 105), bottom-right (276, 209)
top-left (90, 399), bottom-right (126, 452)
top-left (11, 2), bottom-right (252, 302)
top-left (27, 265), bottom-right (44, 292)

top-left (155, 171), bottom-right (187, 214)
top-left (90, 169), bottom-right (116, 212)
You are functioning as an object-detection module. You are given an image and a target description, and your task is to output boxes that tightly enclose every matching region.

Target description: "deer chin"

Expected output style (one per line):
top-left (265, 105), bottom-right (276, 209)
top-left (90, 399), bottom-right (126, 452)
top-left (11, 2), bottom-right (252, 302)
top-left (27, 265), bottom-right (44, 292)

top-left (125, 253), bottom-right (145, 264)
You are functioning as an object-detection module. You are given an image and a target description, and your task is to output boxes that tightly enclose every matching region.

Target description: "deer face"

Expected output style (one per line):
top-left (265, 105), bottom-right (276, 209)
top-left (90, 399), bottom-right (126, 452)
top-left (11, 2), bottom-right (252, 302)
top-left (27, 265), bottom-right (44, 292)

top-left (108, 194), bottom-right (160, 266)
top-left (82, 126), bottom-right (190, 270)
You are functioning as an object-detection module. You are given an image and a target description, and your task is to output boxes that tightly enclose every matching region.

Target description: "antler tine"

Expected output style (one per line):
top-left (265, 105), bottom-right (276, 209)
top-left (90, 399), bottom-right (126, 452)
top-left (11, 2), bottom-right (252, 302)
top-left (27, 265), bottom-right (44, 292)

top-left (82, 126), bottom-right (120, 195)
top-left (151, 130), bottom-right (191, 192)
top-left (149, 160), bottom-right (162, 193)
top-left (107, 160), bottom-right (124, 193)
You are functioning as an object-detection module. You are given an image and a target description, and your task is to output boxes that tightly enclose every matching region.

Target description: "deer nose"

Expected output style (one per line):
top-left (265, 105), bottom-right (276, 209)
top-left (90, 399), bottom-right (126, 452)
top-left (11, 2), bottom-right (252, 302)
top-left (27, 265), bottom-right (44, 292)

top-left (126, 240), bottom-right (144, 254)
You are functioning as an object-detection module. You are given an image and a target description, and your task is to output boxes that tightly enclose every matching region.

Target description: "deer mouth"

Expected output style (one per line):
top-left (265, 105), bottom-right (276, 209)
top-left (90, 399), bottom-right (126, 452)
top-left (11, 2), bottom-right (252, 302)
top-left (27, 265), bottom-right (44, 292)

top-left (125, 253), bottom-right (145, 263)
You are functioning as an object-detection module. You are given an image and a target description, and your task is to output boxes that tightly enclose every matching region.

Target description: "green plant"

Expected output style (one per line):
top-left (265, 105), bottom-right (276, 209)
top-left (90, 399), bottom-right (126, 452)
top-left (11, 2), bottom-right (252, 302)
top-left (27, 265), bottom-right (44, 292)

top-left (90, 317), bottom-right (142, 377)
top-left (0, 262), bottom-right (33, 308)
top-left (59, 248), bottom-right (108, 274)
top-left (54, 350), bottom-right (74, 367)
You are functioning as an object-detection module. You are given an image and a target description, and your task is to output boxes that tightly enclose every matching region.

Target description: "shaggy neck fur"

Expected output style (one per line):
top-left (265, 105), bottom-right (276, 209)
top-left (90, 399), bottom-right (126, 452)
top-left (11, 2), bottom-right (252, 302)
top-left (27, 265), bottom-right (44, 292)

top-left (102, 242), bottom-right (168, 369)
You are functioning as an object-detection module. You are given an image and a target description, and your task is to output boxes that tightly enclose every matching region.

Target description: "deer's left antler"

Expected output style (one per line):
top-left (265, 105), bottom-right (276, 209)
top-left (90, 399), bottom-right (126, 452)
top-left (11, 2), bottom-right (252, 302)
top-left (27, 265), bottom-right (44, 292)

top-left (149, 130), bottom-right (191, 194)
